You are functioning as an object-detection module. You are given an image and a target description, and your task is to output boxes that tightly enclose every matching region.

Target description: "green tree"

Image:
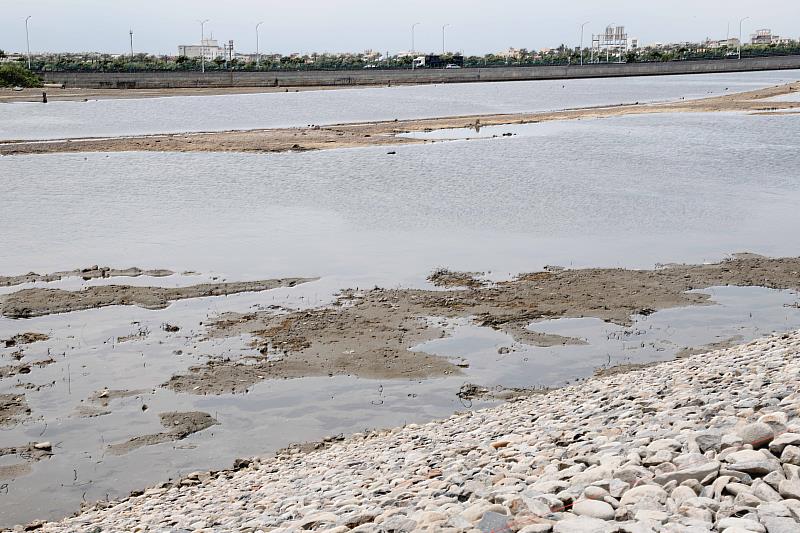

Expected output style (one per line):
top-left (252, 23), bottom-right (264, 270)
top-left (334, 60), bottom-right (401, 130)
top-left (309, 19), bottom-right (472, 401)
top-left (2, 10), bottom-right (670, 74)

top-left (0, 63), bottom-right (42, 87)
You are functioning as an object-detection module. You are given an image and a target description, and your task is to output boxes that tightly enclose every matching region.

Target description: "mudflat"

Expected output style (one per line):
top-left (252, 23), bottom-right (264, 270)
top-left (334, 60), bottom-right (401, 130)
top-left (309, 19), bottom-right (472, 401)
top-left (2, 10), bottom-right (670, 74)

top-left (2, 82), bottom-right (798, 156)
top-left (0, 277), bottom-right (317, 318)
top-left (166, 254), bottom-right (800, 394)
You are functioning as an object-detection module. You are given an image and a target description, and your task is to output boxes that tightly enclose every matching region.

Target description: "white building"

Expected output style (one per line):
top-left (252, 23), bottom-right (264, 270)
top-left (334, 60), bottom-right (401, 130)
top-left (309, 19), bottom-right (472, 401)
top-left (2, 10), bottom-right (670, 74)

top-left (178, 39), bottom-right (224, 60)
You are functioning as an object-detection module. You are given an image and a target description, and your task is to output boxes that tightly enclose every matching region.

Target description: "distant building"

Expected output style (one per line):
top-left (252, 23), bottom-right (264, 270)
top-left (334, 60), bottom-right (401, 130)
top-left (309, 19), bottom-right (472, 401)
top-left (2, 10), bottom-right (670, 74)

top-left (704, 37), bottom-right (740, 49)
top-left (750, 29), bottom-right (790, 45)
top-left (178, 39), bottom-right (224, 60)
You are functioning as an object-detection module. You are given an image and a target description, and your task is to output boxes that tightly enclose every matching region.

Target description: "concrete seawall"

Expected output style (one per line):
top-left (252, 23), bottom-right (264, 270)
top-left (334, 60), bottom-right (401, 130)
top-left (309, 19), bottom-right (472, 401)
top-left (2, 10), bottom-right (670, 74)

top-left (41, 55), bottom-right (800, 90)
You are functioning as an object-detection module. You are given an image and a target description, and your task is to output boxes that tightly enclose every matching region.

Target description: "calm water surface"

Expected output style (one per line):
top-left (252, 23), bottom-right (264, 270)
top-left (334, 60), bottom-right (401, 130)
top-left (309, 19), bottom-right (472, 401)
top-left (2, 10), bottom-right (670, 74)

top-left (1, 93), bottom-right (799, 526)
top-left (1, 70), bottom-right (798, 140)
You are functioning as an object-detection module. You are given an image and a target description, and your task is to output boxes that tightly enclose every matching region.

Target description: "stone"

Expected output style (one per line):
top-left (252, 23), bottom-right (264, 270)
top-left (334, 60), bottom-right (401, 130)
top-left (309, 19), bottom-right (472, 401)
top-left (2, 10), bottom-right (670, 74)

top-left (769, 433), bottom-right (800, 456)
top-left (619, 485), bottom-right (668, 507)
top-left (572, 500), bottom-right (615, 520)
top-left (654, 461), bottom-right (720, 485)
top-left (33, 442), bottom-right (51, 450)
top-left (778, 479), bottom-right (800, 500)
top-left (781, 445), bottom-right (800, 466)
top-left (476, 511), bottom-right (510, 533)
top-left (716, 517), bottom-right (766, 532)
top-left (695, 433), bottom-right (722, 453)
top-left (759, 516), bottom-right (800, 533)
top-left (553, 515), bottom-right (612, 533)
top-left (736, 423), bottom-right (774, 448)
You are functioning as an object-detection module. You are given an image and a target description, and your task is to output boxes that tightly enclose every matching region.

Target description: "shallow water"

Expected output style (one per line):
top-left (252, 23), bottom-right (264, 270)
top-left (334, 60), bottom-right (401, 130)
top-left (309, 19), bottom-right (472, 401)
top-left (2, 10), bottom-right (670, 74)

top-left (1, 70), bottom-right (798, 141)
top-left (2, 86), bottom-right (800, 526)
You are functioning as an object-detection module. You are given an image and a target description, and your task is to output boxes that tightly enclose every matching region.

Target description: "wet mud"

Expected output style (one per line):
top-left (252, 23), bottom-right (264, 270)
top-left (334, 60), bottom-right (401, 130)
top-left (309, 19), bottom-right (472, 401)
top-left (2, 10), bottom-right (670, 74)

top-left (0, 277), bottom-right (317, 319)
top-left (167, 255), bottom-right (800, 395)
top-left (107, 412), bottom-right (218, 456)
top-left (0, 266), bottom-right (173, 287)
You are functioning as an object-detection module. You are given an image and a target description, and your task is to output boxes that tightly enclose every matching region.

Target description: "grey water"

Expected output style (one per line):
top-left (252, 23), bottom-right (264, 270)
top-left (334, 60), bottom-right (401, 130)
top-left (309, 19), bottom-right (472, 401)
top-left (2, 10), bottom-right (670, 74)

top-left (1, 81), bottom-right (800, 526)
top-left (1, 69), bottom-right (798, 141)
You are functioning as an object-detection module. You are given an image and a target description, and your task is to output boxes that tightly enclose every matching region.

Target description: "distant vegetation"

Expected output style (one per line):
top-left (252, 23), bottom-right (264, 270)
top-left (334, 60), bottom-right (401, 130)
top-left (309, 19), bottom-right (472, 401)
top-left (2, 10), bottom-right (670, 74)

top-left (0, 63), bottom-right (42, 88)
top-left (14, 42), bottom-right (800, 73)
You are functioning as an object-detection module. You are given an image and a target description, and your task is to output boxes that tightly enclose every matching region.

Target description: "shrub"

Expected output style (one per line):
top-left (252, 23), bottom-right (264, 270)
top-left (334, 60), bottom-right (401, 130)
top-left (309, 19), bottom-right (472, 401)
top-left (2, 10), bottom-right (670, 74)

top-left (0, 62), bottom-right (42, 88)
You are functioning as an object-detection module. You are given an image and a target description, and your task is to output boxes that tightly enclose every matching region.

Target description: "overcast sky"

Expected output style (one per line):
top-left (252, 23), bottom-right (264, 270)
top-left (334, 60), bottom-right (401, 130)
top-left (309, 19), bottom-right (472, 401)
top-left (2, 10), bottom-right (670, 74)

top-left (1, 0), bottom-right (798, 56)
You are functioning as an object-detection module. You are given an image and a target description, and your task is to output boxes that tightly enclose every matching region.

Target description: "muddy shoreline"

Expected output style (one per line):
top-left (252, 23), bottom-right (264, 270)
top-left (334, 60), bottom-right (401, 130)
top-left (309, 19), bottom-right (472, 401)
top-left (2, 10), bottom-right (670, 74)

top-left (0, 277), bottom-right (317, 318)
top-left (2, 82), bottom-right (798, 156)
top-left (166, 254), bottom-right (800, 394)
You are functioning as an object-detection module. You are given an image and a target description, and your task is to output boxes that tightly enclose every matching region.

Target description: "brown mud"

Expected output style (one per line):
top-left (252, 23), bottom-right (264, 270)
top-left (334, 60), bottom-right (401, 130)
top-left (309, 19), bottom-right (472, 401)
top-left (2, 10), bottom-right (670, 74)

top-left (167, 255), bottom-right (800, 395)
top-left (0, 266), bottom-right (173, 287)
top-left (427, 268), bottom-right (487, 289)
top-left (2, 82), bottom-right (798, 156)
top-left (74, 389), bottom-right (152, 419)
top-left (0, 277), bottom-right (317, 319)
top-left (3, 332), bottom-right (49, 348)
top-left (0, 443), bottom-right (53, 481)
top-left (107, 412), bottom-right (218, 456)
top-left (0, 394), bottom-right (31, 427)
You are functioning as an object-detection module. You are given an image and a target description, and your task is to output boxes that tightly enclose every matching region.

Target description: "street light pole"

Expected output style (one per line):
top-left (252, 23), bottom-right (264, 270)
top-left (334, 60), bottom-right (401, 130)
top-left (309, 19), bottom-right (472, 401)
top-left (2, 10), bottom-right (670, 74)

top-left (411, 22), bottom-right (420, 70)
top-left (25, 16), bottom-right (31, 69)
top-left (199, 19), bottom-right (210, 73)
top-left (442, 24), bottom-right (450, 55)
top-left (129, 30), bottom-right (134, 59)
top-left (256, 21), bottom-right (264, 68)
top-left (580, 21), bottom-right (590, 66)
top-left (738, 16), bottom-right (749, 60)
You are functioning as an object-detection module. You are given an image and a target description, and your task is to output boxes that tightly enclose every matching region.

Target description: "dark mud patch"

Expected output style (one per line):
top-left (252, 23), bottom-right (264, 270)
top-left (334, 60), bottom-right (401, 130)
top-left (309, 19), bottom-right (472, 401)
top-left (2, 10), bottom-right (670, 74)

top-left (75, 389), bottom-right (151, 418)
top-left (2, 332), bottom-right (49, 348)
top-left (107, 411), bottom-right (218, 456)
top-left (0, 266), bottom-right (173, 287)
top-left (0, 277), bottom-right (317, 319)
top-left (0, 359), bottom-right (55, 379)
top-left (166, 255), bottom-right (800, 395)
top-left (0, 394), bottom-right (31, 427)
top-left (457, 383), bottom-right (549, 402)
top-left (0, 442), bottom-right (54, 481)
top-left (427, 268), bottom-right (487, 289)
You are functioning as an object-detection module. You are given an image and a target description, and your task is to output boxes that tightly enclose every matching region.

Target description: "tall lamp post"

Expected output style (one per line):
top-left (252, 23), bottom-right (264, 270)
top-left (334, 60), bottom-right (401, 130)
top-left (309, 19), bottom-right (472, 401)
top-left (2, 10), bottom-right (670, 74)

top-left (411, 22), bottom-right (420, 69)
top-left (442, 24), bottom-right (450, 55)
top-left (129, 30), bottom-right (134, 59)
top-left (580, 21), bottom-right (590, 66)
top-left (738, 16), bottom-right (749, 60)
top-left (199, 19), bottom-right (210, 73)
top-left (25, 16), bottom-right (32, 69)
top-left (256, 21), bottom-right (264, 68)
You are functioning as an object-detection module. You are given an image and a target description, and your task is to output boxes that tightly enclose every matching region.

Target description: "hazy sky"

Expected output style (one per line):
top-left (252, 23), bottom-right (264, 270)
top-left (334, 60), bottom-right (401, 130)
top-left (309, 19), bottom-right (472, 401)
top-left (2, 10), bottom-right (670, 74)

top-left (1, 0), bottom-right (798, 55)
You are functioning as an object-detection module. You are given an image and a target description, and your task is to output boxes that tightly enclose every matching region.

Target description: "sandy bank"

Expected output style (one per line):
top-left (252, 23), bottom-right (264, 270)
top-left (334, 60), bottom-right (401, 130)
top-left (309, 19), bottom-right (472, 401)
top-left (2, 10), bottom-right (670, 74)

top-left (1, 82), bottom-right (798, 156)
top-left (0, 84), bottom-right (365, 103)
top-left (27, 327), bottom-right (800, 532)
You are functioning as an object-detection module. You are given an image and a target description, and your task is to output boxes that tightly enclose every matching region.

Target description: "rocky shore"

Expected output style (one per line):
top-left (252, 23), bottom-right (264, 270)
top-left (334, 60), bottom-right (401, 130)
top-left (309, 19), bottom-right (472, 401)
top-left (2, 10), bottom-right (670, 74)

top-left (21, 330), bottom-right (800, 532)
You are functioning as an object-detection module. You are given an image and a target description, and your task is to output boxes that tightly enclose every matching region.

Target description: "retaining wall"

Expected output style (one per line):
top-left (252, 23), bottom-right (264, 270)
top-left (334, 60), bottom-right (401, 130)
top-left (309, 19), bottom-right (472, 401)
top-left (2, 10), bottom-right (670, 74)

top-left (41, 55), bottom-right (800, 89)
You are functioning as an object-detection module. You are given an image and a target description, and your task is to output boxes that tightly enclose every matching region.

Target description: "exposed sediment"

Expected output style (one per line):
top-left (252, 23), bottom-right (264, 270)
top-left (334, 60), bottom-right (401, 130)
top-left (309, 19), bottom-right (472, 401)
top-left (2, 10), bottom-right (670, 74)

top-left (31, 328), bottom-right (800, 532)
top-left (2, 82), bottom-right (798, 156)
top-left (107, 411), bottom-right (218, 456)
top-left (167, 255), bottom-right (800, 394)
top-left (0, 266), bottom-right (173, 287)
top-left (0, 277), bottom-right (317, 318)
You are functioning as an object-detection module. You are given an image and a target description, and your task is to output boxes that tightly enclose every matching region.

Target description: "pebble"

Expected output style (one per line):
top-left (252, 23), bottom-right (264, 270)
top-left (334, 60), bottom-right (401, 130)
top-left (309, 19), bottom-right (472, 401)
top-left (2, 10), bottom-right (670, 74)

top-left (29, 332), bottom-right (800, 533)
